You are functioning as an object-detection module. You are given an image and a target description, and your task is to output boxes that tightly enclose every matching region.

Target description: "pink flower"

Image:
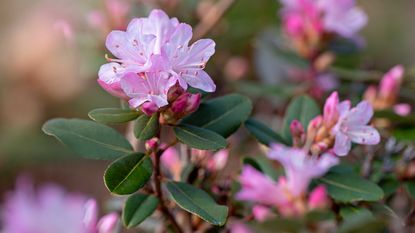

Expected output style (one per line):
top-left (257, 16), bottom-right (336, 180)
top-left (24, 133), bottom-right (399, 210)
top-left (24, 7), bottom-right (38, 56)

top-left (236, 165), bottom-right (283, 206)
top-left (206, 149), bottom-right (229, 172)
top-left (98, 9), bottom-right (216, 96)
top-left (120, 72), bottom-right (177, 109)
top-left (161, 147), bottom-right (182, 181)
top-left (84, 199), bottom-right (119, 233)
top-left (318, 0), bottom-right (367, 38)
top-left (267, 144), bottom-right (338, 196)
top-left (331, 100), bottom-right (380, 156)
top-left (1, 178), bottom-right (119, 233)
top-left (394, 103), bottom-right (411, 116)
top-left (379, 65), bottom-right (404, 100)
top-left (252, 205), bottom-right (272, 222)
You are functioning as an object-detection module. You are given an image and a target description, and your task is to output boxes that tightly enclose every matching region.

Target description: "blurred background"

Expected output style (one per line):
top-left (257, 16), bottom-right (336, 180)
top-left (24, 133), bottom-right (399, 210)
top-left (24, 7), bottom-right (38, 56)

top-left (0, 0), bottom-right (415, 216)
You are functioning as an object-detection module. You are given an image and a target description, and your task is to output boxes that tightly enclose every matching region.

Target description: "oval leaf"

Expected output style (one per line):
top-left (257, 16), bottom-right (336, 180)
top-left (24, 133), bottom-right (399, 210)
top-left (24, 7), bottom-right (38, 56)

top-left (134, 114), bottom-right (159, 140)
top-left (104, 153), bottom-right (153, 195)
top-left (318, 173), bottom-right (384, 203)
top-left (88, 108), bottom-right (141, 124)
top-left (182, 94), bottom-right (253, 138)
top-left (166, 181), bottom-right (228, 226)
top-left (174, 124), bottom-right (227, 150)
top-left (245, 118), bottom-right (287, 146)
top-left (123, 193), bottom-right (159, 228)
top-left (42, 118), bottom-right (133, 160)
top-left (282, 95), bottom-right (320, 144)
top-left (405, 181), bottom-right (415, 198)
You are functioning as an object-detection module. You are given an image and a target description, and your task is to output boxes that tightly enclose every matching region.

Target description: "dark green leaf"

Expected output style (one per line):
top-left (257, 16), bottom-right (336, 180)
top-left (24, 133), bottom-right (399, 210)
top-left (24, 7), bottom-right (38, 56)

top-left (318, 173), bottom-right (384, 202)
top-left (123, 193), bottom-right (159, 228)
top-left (242, 156), bottom-right (281, 180)
top-left (405, 180), bottom-right (415, 198)
top-left (340, 206), bottom-right (373, 220)
top-left (371, 203), bottom-right (405, 227)
top-left (88, 108), bottom-right (141, 124)
top-left (174, 124), bottom-right (227, 150)
top-left (245, 118), bottom-right (287, 146)
top-left (337, 210), bottom-right (385, 233)
top-left (379, 176), bottom-right (399, 197)
top-left (166, 181), bottom-right (228, 226)
top-left (42, 118), bottom-right (133, 160)
top-left (282, 95), bottom-right (320, 144)
top-left (182, 94), bottom-right (252, 138)
top-left (134, 114), bottom-right (159, 140)
top-left (104, 153), bottom-right (152, 195)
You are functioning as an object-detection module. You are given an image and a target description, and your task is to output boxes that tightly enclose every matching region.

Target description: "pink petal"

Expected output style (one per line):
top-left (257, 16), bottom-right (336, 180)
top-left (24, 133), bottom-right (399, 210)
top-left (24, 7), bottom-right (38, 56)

top-left (337, 100), bottom-right (351, 117)
top-left (346, 101), bottom-right (373, 125)
top-left (182, 70), bottom-right (216, 92)
top-left (106, 31), bottom-right (137, 60)
top-left (347, 125), bottom-right (380, 145)
top-left (333, 132), bottom-right (351, 156)
top-left (394, 103), bottom-right (411, 116)
top-left (323, 91), bottom-right (339, 125)
top-left (97, 213), bottom-right (119, 233)
top-left (83, 199), bottom-right (98, 231)
top-left (308, 185), bottom-right (329, 209)
top-left (98, 62), bottom-right (125, 84)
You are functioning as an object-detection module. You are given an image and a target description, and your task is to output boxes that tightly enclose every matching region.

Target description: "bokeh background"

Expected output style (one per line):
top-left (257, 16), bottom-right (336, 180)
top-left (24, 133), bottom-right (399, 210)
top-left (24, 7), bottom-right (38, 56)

top-left (0, 0), bottom-right (415, 219)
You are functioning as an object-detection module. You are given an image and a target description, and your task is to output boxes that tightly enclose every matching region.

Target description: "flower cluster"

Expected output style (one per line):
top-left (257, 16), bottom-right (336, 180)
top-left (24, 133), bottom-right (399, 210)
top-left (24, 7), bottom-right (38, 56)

top-left (237, 144), bottom-right (338, 218)
top-left (292, 91), bottom-right (381, 156)
top-left (279, 0), bottom-right (367, 57)
top-left (1, 178), bottom-right (119, 233)
top-left (98, 9), bottom-right (216, 119)
top-left (364, 65), bottom-right (411, 117)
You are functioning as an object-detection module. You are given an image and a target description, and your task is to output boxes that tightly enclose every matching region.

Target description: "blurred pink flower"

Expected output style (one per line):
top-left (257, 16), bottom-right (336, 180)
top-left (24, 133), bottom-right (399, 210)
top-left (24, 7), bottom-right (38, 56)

top-left (252, 205), bottom-right (272, 222)
top-left (323, 91), bottom-right (339, 128)
top-left (161, 147), bottom-right (182, 181)
top-left (267, 144), bottom-right (338, 196)
top-left (308, 185), bottom-right (329, 210)
top-left (229, 222), bottom-right (253, 233)
top-left (120, 72), bottom-right (177, 109)
top-left (206, 149), bottom-right (229, 172)
top-left (2, 178), bottom-right (119, 233)
top-left (379, 65), bottom-right (404, 100)
top-left (236, 165), bottom-right (283, 206)
top-left (394, 103), bottom-right (411, 116)
top-left (332, 100), bottom-right (380, 156)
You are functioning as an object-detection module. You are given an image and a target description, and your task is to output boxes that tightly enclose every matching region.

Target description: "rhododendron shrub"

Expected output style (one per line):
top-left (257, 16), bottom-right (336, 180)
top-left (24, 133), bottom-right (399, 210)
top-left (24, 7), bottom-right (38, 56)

top-left (38, 3), bottom-right (415, 233)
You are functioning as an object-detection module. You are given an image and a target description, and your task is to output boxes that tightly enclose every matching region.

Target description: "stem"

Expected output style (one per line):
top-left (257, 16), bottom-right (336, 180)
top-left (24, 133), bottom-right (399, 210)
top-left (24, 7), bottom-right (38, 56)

top-left (154, 149), bottom-right (184, 233)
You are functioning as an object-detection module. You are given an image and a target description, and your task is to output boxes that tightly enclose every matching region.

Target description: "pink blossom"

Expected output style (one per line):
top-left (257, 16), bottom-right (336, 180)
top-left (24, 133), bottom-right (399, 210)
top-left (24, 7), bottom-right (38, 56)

top-left (308, 185), bottom-right (329, 209)
top-left (318, 0), bottom-right (367, 38)
top-left (252, 205), bottom-right (272, 222)
top-left (120, 72), bottom-right (177, 109)
top-left (236, 165), bottom-right (283, 206)
top-left (267, 144), bottom-right (338, 196)
top-left (161, 147), bottom-right (182, 181)
top-left (206, 149), bottom-right (229, 171)
top-left (331, 100), bottom-right (380, 156)
top-left (379, 65), bottom-right (404, 99)
top-left (1, 178), bottom-right (119, 233)
top-left (171, 93), bottom-right (201, 115)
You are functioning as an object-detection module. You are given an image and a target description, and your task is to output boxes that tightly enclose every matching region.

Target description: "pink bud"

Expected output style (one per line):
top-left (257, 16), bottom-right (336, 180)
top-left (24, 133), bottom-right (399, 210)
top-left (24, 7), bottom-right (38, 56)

top-left (308, 185), bottom-right (328, 210)
top-left (379, 65), bottom-right (404, 99)
top-left (363, 85), bottom-right (377, 104)
top-left (394, 103), bottom-right (411, 116)
top-left (323, 91), bottom-right (339, 127)
top-left (290, 120), bottom-right (304, 137)
top-left (185, 93), bottom-right (201, 114)
top-left (145, 138), bottom-right (159, 152)
top-left (171, 93), bottom-right (188, 114)
top-left (141, 102), bottom-right (158, 116)
top-left (97, 213), bottom-right (119, 233)
top-left (252, 205), bottom-right (271, 222)
top-left (167, 83), bottom-right (185, 102)
top-left (307, 115), bottom-right (323, 138)
top-left (83, 199), bottom-right (98, 231)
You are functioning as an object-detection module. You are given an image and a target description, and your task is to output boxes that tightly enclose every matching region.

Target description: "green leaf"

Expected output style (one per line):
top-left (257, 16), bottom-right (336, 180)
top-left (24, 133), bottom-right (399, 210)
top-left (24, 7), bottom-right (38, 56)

top-left (337, 210), bottom-right (385, 233)
top-left (405, 180), bottom-right (415, 198)
top-left (123, 193), bottom-right (159, 228)
top-left (181, 94), bottom-right (252, 138)
top-left (104, 153), bottom-right (153, 195)
top-left (282, 95), bottom-right (320, 144)
top-left (379, 175), bottom-right (399, 197)
top-left (340, 206), bottom-right (373, 220)
top-left (174, 124), bottom-right (227, 150)
top-left (42, 118), bottom-right (133, 160)
top-left (134, 114), bottom-right (159, 140)
top-left (242, 156), bottom-right (281, 180)
top-left (88, 108), bottom-right (141, 124)
top-left (166, 181), bottom-right (228, 226)
top-left (245, 118), bottom-right (287, 146)
top-left (318, 173), bottom-right (384, 202)
top-left (371, 203), bottom-right (405, 227)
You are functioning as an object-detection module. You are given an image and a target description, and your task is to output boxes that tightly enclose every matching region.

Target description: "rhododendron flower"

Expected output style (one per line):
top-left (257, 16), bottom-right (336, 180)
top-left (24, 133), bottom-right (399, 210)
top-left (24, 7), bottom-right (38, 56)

top-left (120, 72), bottom-right (177, 109)
top-left (98, 9), bottom-right (216, 97)
top-left (267, 144), bottom-right (339, 196)
top-left (323, 91), bottom-right (339, 128)
top-left (2, 178), bottom-right (119, 233)
top-left (332, 101), bottom-right (380, 156)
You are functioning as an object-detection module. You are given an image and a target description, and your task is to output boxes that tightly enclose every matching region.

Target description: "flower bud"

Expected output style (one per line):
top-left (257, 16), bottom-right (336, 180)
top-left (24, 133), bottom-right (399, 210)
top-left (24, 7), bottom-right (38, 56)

top-left (307, 115), bottom-right (323, 142)
top-left (167, 83), bottom-right (185, 102)
top-left (145, 138), bottom-right (159, 152)
top-left (308, 185), bottom-right (328, 210)
top-left (379, 65), bottom-right (404, 100)
top-left (393, 103), bottom-right (411, 116)
top-left (141, 102), bottom-right (158, 116)
top-left (206, 149), bottom-right (229, 172)
top-left (185, 93), bottom-right (201, 114)
top-left (290, 120), bottom-right (305, 147)
top-left (323, 91), bottom-right (339, 128)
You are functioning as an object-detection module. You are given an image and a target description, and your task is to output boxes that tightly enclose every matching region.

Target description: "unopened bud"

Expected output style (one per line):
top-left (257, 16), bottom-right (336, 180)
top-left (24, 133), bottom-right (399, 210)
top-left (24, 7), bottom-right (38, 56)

top-left (141, 102), bottom-right (158, 116)
top-left (363, 85), bottom-right (377, 106)
top-left (379, 65), bottom-right (404, 100)
top-left (308, 185), bottom-right (329, 210)
top-left (290, 120), bottom-right (305, 147)
top-left (323, 91), bottom-right (339, 128)
top-left (185, 93), bottom-right (201, 113)
top-left (97, 213), bottom-right (119, 233)
top-left (145, 138), bottom-right (159, 152)
top-left (167, 83), bottom-right (185, 102)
